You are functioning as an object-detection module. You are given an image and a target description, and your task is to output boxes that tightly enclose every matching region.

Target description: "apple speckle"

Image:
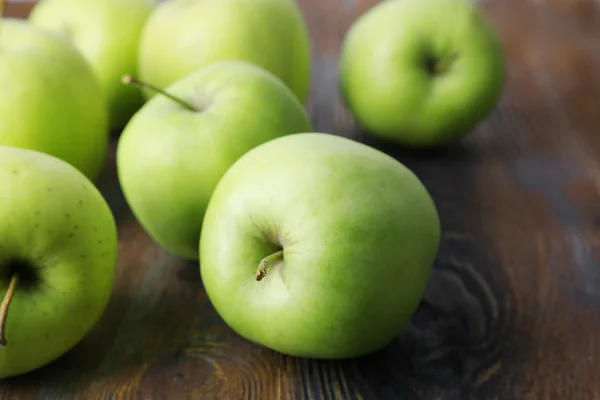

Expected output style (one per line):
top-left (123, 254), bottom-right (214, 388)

top-left (65, 213), bottom-right (70, 218)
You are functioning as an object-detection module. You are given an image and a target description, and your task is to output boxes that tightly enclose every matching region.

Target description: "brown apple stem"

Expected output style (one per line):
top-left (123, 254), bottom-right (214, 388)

top-left (256, 250), bottom-right (284, 281)
top-left (121, 75), bottom-right (196, 112)
top-left (0, 274), bottom-right (19, 347)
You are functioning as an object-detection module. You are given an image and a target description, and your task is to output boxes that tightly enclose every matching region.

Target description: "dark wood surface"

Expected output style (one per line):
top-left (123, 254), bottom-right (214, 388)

top-left (3, 0), bottom-right (600, 398)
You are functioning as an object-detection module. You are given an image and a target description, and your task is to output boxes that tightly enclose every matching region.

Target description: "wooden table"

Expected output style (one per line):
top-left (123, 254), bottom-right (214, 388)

top-left (3, 0), bottom-right (600, 398)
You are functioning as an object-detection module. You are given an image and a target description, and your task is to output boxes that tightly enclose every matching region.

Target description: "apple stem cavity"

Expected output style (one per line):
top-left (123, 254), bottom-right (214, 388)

top-left (0, 274), bottom-right (19, 347)
top-left (426, 52), bottom-right (459, 75)
top-left (121, 75), bottom-right (197, 112)
top-left (256, 250), bottom-right (284, 281)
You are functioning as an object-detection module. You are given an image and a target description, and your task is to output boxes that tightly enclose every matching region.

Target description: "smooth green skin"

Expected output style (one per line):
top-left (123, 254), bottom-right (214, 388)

top-left (0, 18), bottom-right (109, 181)
top-left (339, 0), bottom-right (506, 147)
top-left (29, 0), bottom-right (156, 131)
top-left (138, 0), bottom-right (311, 104)
top-left (0, 146), bottom-right (118, 378)
top-left (117, 61), bottom-right (313, 261)
top-left (199, 133), bottom-right (441, 359)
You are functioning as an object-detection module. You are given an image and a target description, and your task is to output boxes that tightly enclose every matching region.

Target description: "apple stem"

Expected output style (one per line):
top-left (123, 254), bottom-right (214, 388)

top-left (0, 274), bottom-right (19, 347)
top-left (256, 250), bottom-right (284, 281)
top-left (121, 75), bottom-right (197, 112)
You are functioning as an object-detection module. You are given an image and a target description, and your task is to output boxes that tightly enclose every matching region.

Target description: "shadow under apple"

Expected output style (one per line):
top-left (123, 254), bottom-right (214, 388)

top-left (93, 138), bottom-right (131, 224)
top-left (356, 126), bottom-right (487, 167)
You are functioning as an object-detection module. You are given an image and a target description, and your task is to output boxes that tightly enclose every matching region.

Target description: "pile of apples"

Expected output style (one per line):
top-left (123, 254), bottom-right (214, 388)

top-left (0, 0), bottom-right (505, 379)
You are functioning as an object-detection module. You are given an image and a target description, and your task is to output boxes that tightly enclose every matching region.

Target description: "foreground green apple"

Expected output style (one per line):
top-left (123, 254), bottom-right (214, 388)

top-left (137, 0), bottom-right (311, 103)
top-left (339, 0), bottom-right (505, 147)
top-left (117, 61), bottom-right (313, 261)
top-left (199, 133), bottom-right (441, 359)
top-left (0, 146), bottom-right (118, 378)
top-left (0, 18), bottom-right (109, 181)
top-left (29, 0), bottom-right (156, 131)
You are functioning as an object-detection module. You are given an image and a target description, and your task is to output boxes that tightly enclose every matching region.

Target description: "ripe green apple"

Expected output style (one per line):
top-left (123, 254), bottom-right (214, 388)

top-left (199, 132), bottom-right (441, 359)
top-left (0, 145), bottom-right (118, 379)
top-left (29, 0), bottom-right (156, 132)
top-left (0, 18), bottom-right (109, 181)
top-left (116, 60), bottom-right (314, 261)
top-left (339, 0), bottom-right (506, 147)
top-left (137, 0), bottom-right (311, 103)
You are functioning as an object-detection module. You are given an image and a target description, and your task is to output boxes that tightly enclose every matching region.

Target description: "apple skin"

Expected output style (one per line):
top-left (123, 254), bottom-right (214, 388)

top-left (0, 18), bottom-right (109, 181)
top-left (339, 0), bottom-right (506, 147)
top-left (29, 0), bottom-right (156, 132)
top-left (0, 146), bottom-right (118, 379)
top-left (116, 60), bottom-right (314, 261)
top-left (199, 132), bottom-right (441, 359)
top-left (137, 0), bottom-right (311, 103)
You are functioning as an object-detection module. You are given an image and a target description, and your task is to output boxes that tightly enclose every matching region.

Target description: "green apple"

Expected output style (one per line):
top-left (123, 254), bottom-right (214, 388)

top-left (339, 0), bottom-right (506, 147)
top-left (0, 18), bottom-right (109, 181)
top-left (137, 0), bottom-right (311, 103)
top-left (199, 132), bottom-right (441, 359)
top-left (29, 0), bottom-right (156, 132)
top-left (0, 145), bottom-right (118, 379)
top-left (117, 60), bottom-right (314, 261)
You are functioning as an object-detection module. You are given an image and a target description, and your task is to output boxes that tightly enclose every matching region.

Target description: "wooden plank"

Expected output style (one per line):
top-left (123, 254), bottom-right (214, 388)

top-left (3, 0), bottom-right (35, 19)
top-left (2, 0), bottom-right (600, 398)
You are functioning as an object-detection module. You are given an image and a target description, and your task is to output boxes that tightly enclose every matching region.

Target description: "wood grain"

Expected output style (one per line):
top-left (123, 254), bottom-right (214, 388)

top-left (3, 0), bottom-right (600, 398)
